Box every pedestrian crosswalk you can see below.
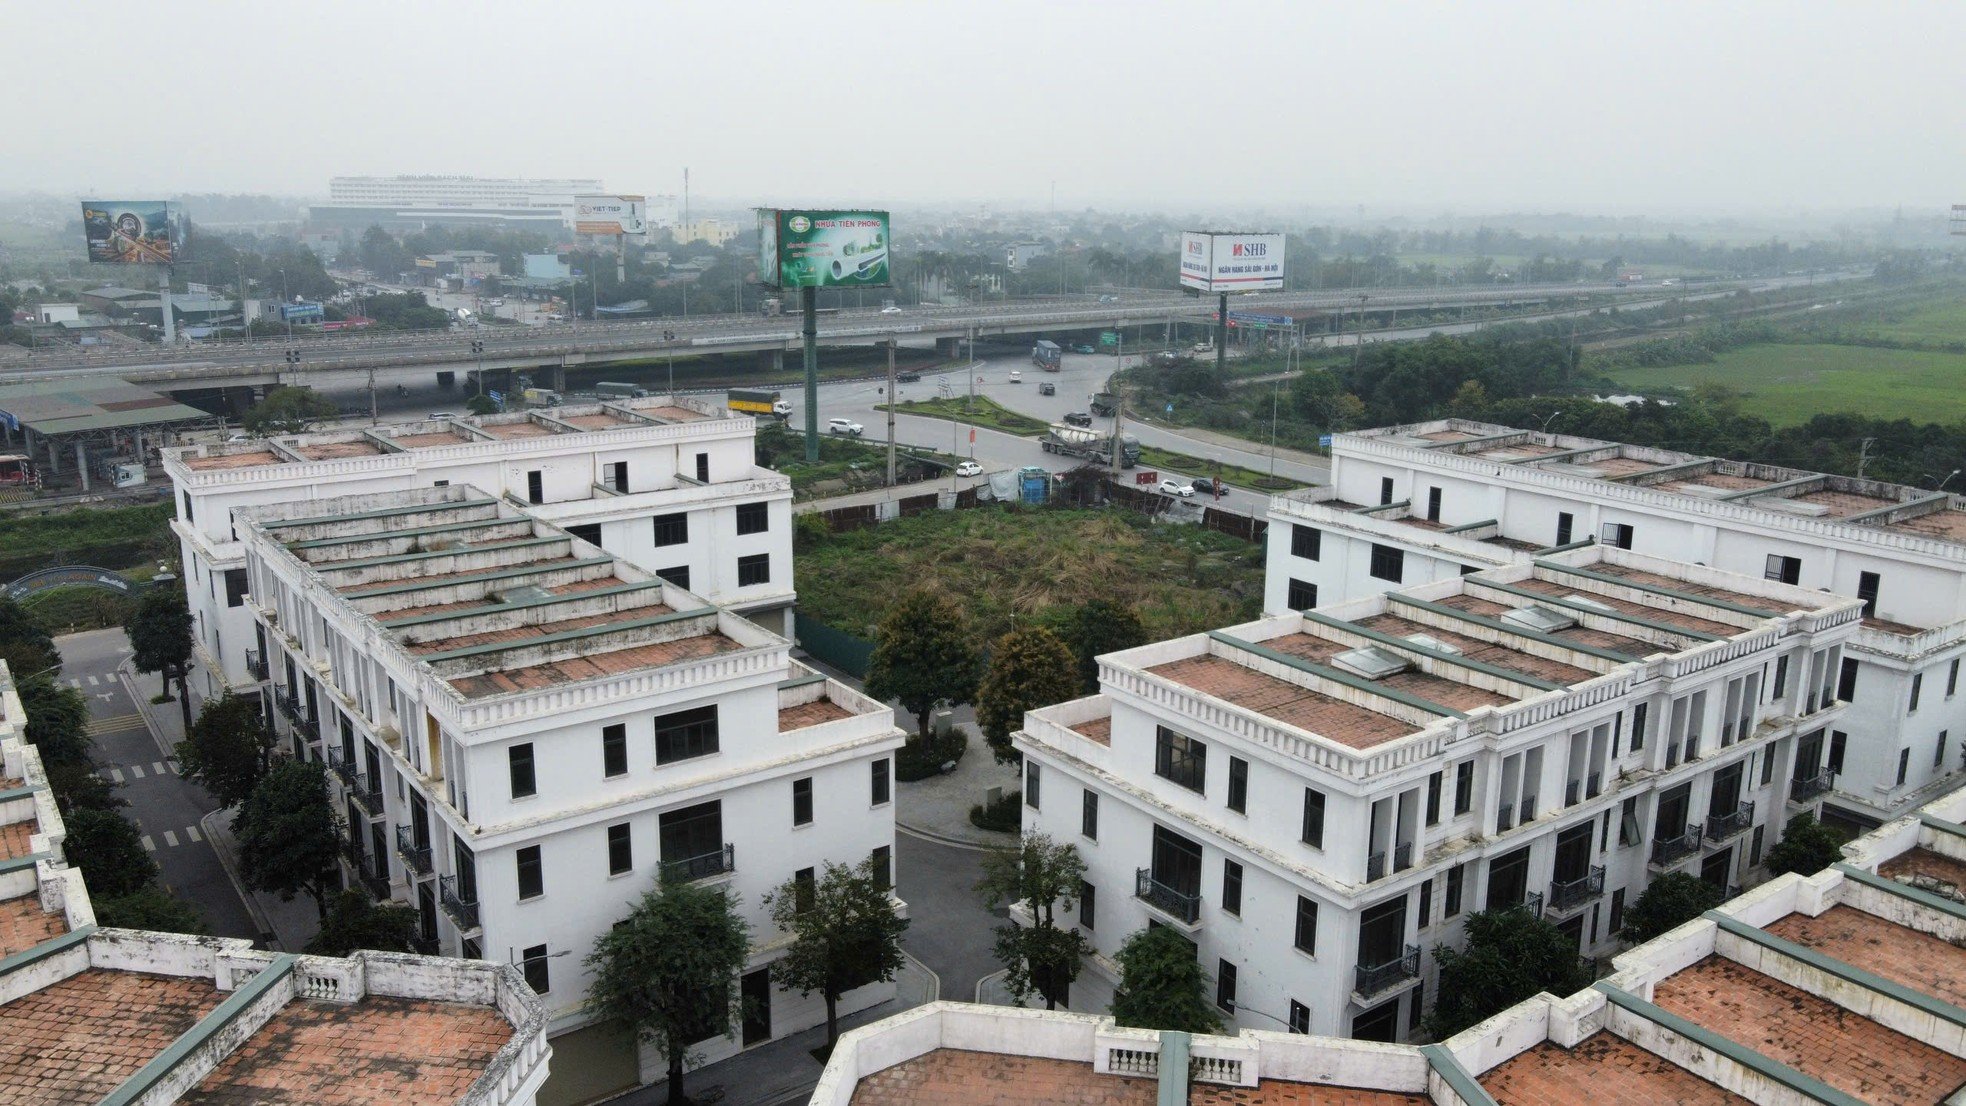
[139,823,205,852]
[85,713,146,737]
[99,760,181,785]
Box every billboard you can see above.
[81,200,185,265]
[1178,231,1285,294]
[280,302,324,323]
[573,194,647,236]
[756,209,891,289]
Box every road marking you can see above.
[85,713,145,736]
[107,768,124,784]
[152,761,166,775]
[162,829,178,847]
[184,824,202,843]
[141,835,155,852]
[66,678,80,689]
[86,674,99,687]
[128,764,145,779]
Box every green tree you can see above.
[765,857,909,1053]
[1050,600,1146,694]
[0,598,61,680]
[976,627,1078,764]
[1426,906,1594,1038]
[465,393,500,415]
[584,879,750,1106]
[18,675,90,766]
[63,806,157,898]
[177,692,270,809]
[1620,872,1724,944]
[241,386,339,436]
[977,832,1089,1010]
[42,759,122,815]
[1110,925,1220,1033]
[864,590,983,740]
[235,760,341,920]
[1765,814,1846,876]
[95,886,206,934]
[307,890,418,956]
[128,586,194,731]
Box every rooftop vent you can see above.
[1539,463,1607,479]
[1751,496,1831,518]
[1560,593,1614,612]
[1333,646,1410,680]
[1502,605,1577,633]
[497,585,552,605]
[1404,633,1462,655]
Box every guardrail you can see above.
[1651,823,1702,867]
[1548,867,1606,913]
[394,824,432,877]
[660,843,735,883]
[1135,867,1201,924]
[439,874,480,931]
[1353,945,1420,999]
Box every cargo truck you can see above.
[596,381,649,398]
[1031,340,1062,371]
[1039,422,1140,468]
[728,389,792,419]
[1089,392,1120,417]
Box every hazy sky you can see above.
[6,0,1962,214]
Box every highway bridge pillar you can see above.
[934,336,961,359]
[759,348,784,374]
[543,364,566,392]
[74,442,89,492]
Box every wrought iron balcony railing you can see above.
[660,843,735,884]
[438,874,480,932]
[1353,945,1420,999]
[245,649,267,682]
[1789,769,1834,805]
[1705,801,1755,844]
[1135,867,1201,924]
[1548,866,1606,914]
[1651,823,1702,867]
[394,824,432,877]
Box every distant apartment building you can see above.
[1016,546,1858,1040]
[1269,419,1966,831]
[163,395,795,702]
[310,175,604,231]
[233,485,904,1094]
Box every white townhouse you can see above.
[1017,546,1858,1041]
[1268,418,1966,830]
[233,485,903,1097]
[164,395,796,704]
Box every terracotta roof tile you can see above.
[447,632,745,698]
[0,969,222,1105]
[1764,905,1966,1006]
[780,698,853,730]
[1145,654,1418,750]
[0,892,66,958]
[1481,1035,1745,1106]
[848,1049,1154,1106]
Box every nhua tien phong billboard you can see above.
[756,209,890,289]
[81,201,186,265]
[573,195,646,236]
[1179,231,1284,294]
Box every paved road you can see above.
[895,832,1003,1002]
[54,629,261,941]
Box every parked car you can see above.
[1190,477,1223,495]
[828,418,864,436]
[1159,479,1195,497]
[1062,411,1093,427]
[1072,343,1096,354]
[880,305,904,315]
[1008,370,1022,383]
[897,371,921,383]
[1038,382,1056,396]
[427,412,458,420]
[955,460,982,477]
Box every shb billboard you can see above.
[756,209,891,289]
[1178,231,1285,294]
[573,195,647,236]
[81,201,186,265]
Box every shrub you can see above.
[895,727,968,782]
[968,790,1023,833]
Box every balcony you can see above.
[394,824,432,877]
[409,933,439,956]
[341,843,391,900]
[1135,867,1202,925]
[1519,795,1538,823]
[1651,823,1702,868]
[439,874,480,932]
[1497,804,1514,833]
[1366,842,1414,882]
[661,843,735,884]
[1522,890,1544,919]
[1548,867,1606,914]
[327,750,384,816]
[1353,945,1420,1001]
[245,649,268,682]
[1705,801,1755,844]
[1789,769,1834,805]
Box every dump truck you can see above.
[728,389,792,419]
[1031,340,1062,371]
[1089,392,1120,417]
[1039,422,1140,468]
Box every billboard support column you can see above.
[1215,291,1227,377]
[159,267,176,345]
[802,286,820,462]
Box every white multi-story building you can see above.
[233,485,904,1094]
[312,175,604,231]
[1268,419,1966,830]
[1016,546,1858,1041]
[164,396,795,703]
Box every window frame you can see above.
[507,743,537,800]
[1293,895,1319,955]
[737,552,771,587]
[1291,524,1322,561]
[1368,543,1405,583]
[606,823,632,876]
[1154,726,1207,792]
[1301,788,1326,849]
[652,512,689,547]
[736,501,770,535]
[602,724,628,778]
[516,845,544,900]
[792,776,814,827]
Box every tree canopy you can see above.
[0,598,61,681]
[235,760,341,919]
[1765,814,1846,877]
[63,805,158,898]
[766,857,909,1051]
[976,626,1078,764]
[1048,600,1146,694]
[18,675,90,767]
[177,692,270,809]
[1620,872,1724,944]
[1110,925,1220,1033]
[977,832,1089,1010]
[307,890,418,957]
[241,386,339,436]
[864,590,983,740]
[94,887,206,934]
[1426,906,1595,1038]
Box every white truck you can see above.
[1039,422,1140,468]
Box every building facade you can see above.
[310,176,605,231]
[164,395,796,702]
[1268,419,1966,830]
[1016,547,1859,1041]
[232,486,903,1091]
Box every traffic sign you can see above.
[1135,471,1158,485]
[1318,434,1333,448]
[1099,331,1119,348]
[488,390,504,404]
[1229,311,1293,326]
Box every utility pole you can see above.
[802,284,819,462]
[1858,437,1875,480]
[1216,290,1228,377]
[966,326,975,413]
[1110,396,1127,478]
[885,339,897,488]
[366,367,378,424]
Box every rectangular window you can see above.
[1555,512,1574,547]
[605,460,628,493]
[1286,578,1318,612]
[1857,571,1880,618]
[224,569,248,607]
[522,944,549,994]
[1609,888,1626,935]
[602,724,628,778]
[1301,788,1326,849]
[736,501,770,535]
[607,824,632,875]
[525,470,543,505]
[871,845,891,891]
[1227,757,1248,814]
[1838,658,1859,703]
[1154,727,1206,792]
[792,777,814,826]
[1601,522,1634,549]
[1453,762,1474,815]
[872,759,891,806]
[1773,656,1789,699]
[1426,486,1442,523]
[1632,702,1648,751]
[1619,797,1641,846]
[1293,896,1319,954]
[1369,543,1404,583]
[516,845,543,900]
[652,513,689,547]
[1216,959,1238,1012]
[1288,1000,1310,1034]
[794,867,816,913]
[566,523,602,547]
[1445,864,1465,917]
[1829,731,1848,774]
[1749,825,1765,868]
[1026,761,1041,809]
[1425,771,1442,825]
[1910,673,1923,713]
[655,705,719,764]
[508,743,536,799]
[737,553,771,587]
[1379,476,1395,505]
[656,565,691,590]
[1417,879,1433,929]
[1291,524,1322,560]
[1937,732,1950,769]
[1081,789,1098,839]
[1764,554,1801,585]
[1079,879,1096,930]
[1951,659,1961,697]
[1897,748,1911,787]
[1222,859,1243,916]
[695,452,710,483]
